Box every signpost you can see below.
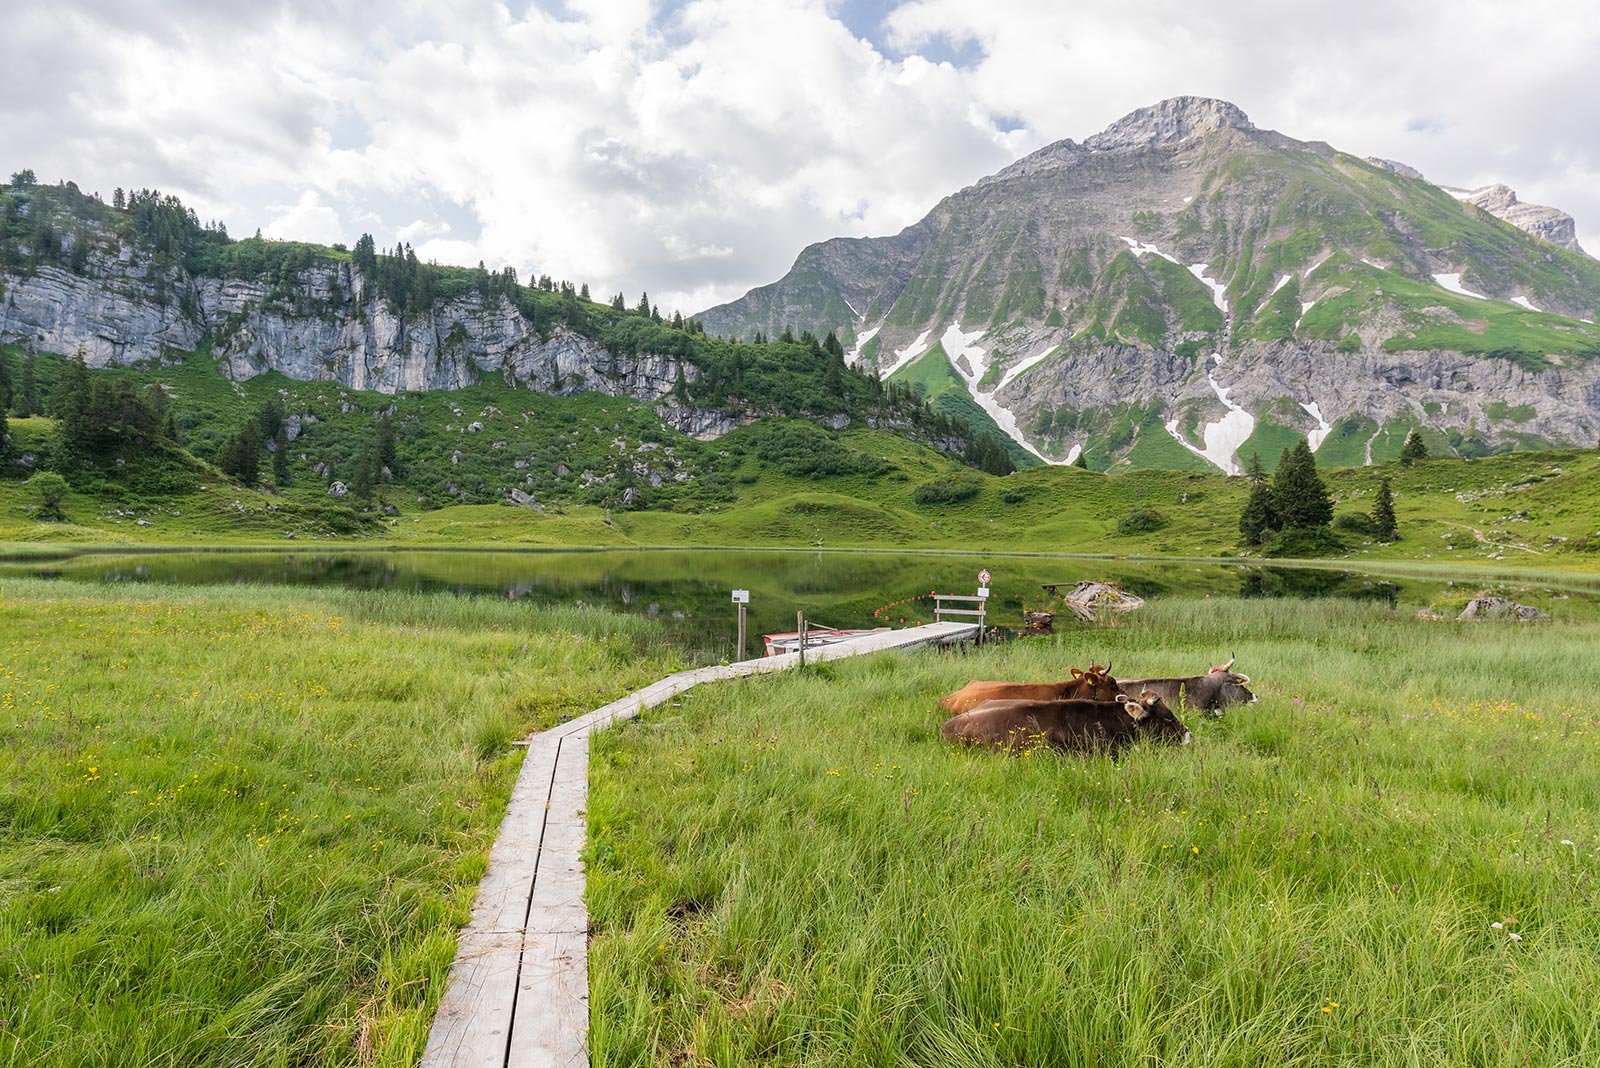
[732,589,750,660]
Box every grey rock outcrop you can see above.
[1445,183,1587,255]
[1458,597,1550,621]
[654,404,756,440]
[0,253,698,404]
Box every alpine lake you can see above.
[7,547,1598,663]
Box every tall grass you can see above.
[0,579,677,1067]
[588,598,1600,1066]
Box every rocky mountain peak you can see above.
[1083,96,1255,151]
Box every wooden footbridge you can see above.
[421,620,979,1067]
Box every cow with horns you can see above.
[939,663,1121,714]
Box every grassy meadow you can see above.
[0,579,680,1067]
[587,596,1600,1066]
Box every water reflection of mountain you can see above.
[11,549,1556,660]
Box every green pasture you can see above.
[0,579,678,1067]
[588,595,1600,1066]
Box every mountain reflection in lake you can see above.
[5,549,1590,664]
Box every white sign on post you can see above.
[977,587,990,599]
[731,589,750,604]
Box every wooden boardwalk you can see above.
[421,621,978,1068]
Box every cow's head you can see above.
[1205,653,1255,708]
[1123,690,1192,745]
[1069,662,1120,702]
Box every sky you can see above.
[5,0,1598,315]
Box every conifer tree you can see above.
[236,421,262,485]
[1238,480,1277,544]
[350,444,377,501]
[1271,440,1333,530]
[1245,451,1267,483]
[272,426,290,485]
[1371,477,1398,539]
[0,407,9,465]
[19,351,40,418]
[0,349,11,413]
[1399,430,1428,466]
[1073,451,1089,470]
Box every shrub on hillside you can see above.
[912,477,981,506]
[1264,524,1343,557]
[1332,511,1377,535]
[1116,506,1168,535]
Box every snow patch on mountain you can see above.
[880,330,931,379]
[1119,236,1180,264]
[1188,264,1229,314]
[1511,296,1542,312]
[1164,354,1253,474]
[941,323,1056,464]
[1272,274,1292,295]
[1065,443,1082,465]
[1434,273,1489,300]
[847,325,880,366]
[997,345,1059,391]
[1300,401,1332,451]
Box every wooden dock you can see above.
[421,620,978,1067]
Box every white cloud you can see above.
[3,0,1597,316]
[263,190,342,243]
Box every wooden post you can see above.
[797,611,806,667]
[736,603,746,661]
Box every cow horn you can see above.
[1103,661,1112,677]
[1213,653,1236,673]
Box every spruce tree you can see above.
[19,352,39,418]
[1073,451,1089,470]
[1238,480,1277,544]
[0,407,9,464]
[1271,440,1333,530]
[272,426,290,485]
[1399,430,1428,466]
[1371,477,1397,539]
[235,421,261,485]
[350,444,377,501]
[376,417,397,475]
[1245,451,1267,483]
[0,350,12,412]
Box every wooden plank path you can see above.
[421,621,978,1068]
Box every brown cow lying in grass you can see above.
[940,663,1120,714]
[943,657,1255,716]
[941,690,1191,754]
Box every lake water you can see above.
[10,548,1588,663]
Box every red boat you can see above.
[761,624,888,657]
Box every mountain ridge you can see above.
[696,97,1600,472]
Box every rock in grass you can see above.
[1458,597,1550,622]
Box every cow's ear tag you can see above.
[1234,674,1250,685]
[1124,700,1146,721]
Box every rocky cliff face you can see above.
[0,247,694,401]
[1445,183,1587,256]
[699,96,1600,470]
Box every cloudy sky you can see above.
[6,0,1597,314]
